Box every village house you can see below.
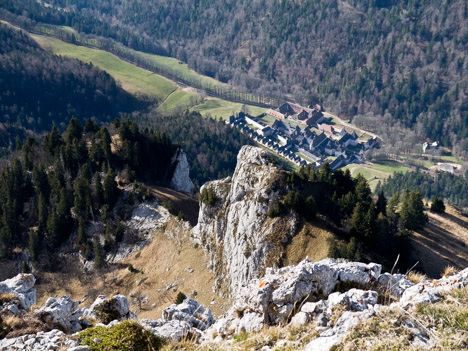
[227,104,376,170]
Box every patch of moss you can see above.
[76,320,164,351]
[93,298,121,324]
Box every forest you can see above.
[0,118,176,267]
[377,170,468,209]
[1,0,467,157]
[0,23,141,154]
[135,110,253,188]
[247,163,427,271]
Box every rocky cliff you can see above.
[169,149,194,193]
[192,145,297,296]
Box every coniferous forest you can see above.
[0,118,176,263]
[1,0,467,156]
[0,23,141,153]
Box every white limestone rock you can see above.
[108,201,171,262]
[377,273,414,298]
[142,298,213,342]
[169,149,194,193]
[37,295,81,333]
[192,145,297,295]
[84,294,136,323]
[141,319,198,342]
[162,298,214,331]
[399,267,468,307]
[0,273,36,309]
[305,309,376,351]
[0,329,79,351]
[327,289,378,312]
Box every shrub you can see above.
[76,321,164,351]
[199,187,216,206]
[267,202,282,218]
[175,292,187,305]
[430,196,446,213]
[93,299,121,324]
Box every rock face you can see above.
[37,295,83,333]
[205,258,468,351]
[0,273,36,310]
[192,145,296,295]
[108,201,171,262]
[169,149,194,193]
[82,294,136,323]
[140,298,214,342]
[207,257,381,337]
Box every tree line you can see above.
[377,170,468,209]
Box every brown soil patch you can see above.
[410,205,468,278]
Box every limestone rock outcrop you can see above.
[192,145,296,295]
[207,257,381,337]
[141,298,214,342]
[0,329,82,351]
[0,273,36,310]
[169,149,194,193]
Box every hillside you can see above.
[0,22,140,153]
[1,0,467,157]
[410,204,468,278]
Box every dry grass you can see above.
[0,312,48,338]
[334,287,468,351]
[407,271,428,284]
[410,204,468,278]
[442,266,459,277]
[160,324,319,351]
[283,221,333,266]
[35,216,229,320]
[0,292,17,305]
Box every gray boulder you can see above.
[37,295,82,333]
[141,298,214,342]
[84,294,136,323]
[0,273,36,309]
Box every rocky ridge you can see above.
[192,145,297,296]
[0,258,467,350]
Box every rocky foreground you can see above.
[1,258,467,350]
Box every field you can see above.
[157,89,200,114]
[344,161,410,191]
[191,98,266,120]
[30,33,265,119]
[138,51,229,91]
[31,34,177,102]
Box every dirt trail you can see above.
[410,205,468,278]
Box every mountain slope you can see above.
[0,22,140,151]
[2,0,467,154]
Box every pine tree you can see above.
[349,202,367,240]
[103,169,118,208]
[77,217,86,246]
[94,172,103,207]
[430,196,445,213]
[29,229,39,263]
[375,190,387,215]
[93,237,105,269]
[401,189,427,230]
